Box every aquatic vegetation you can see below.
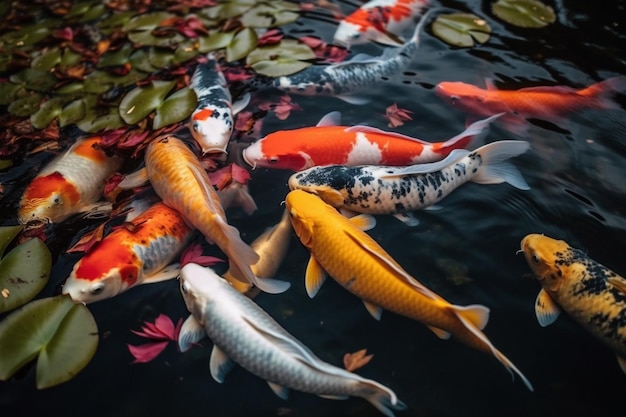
[127,314,182,364]
[492,0,556,28]
[246,39,316,77]
[431,13,491,48]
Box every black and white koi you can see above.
[288,140,530,225]
[189,53,250,154]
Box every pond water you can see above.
[1,1,626,416]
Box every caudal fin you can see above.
[358,379,407,417]
[471,140,531,190]
[578,76,626,110]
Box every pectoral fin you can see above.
[318,394,349,400]
[210,344,235,383]
[232,92,251,115]
[178,315,206,352]
[363,300,383,321]
[393,212,419,226]
[267,381,289,400]
[143,263,180,284]
[427,325,451,340]
[118,167,149,189]
[607,276,626,295]
[349,213,376,231]
[305,255,327,298]
[535,288,561,327]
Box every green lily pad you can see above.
[432,13,492,47]
[83,69,148,94]
[173,40,200,64]
[119,80,176,125]
[0,294,98,389]
[247,39,315,77]
[198,30,235,53]
[60,48,84,70]
[0,83,23,106]
[148,47,176,69]
[58,98,87,127]
[1,20,56,49]
[76,105,125,133]
[200,0,257,20]
[125,11,185,47]
[98,42,134,68]
[226,27,258,62]
[241,2,300,28]
[31,97,65,129]
[98,10,136,34]
[153,87,196,129]
[492,0,556,28]
[0,225,23,258]
[10,68,57,93]
[0,160,12,170]
[31,48,62,72]
[56,82,85,95]
[0,231,51,314]
[8,93,43,117]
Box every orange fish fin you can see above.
[118,167,149,189]
[535,288,561,327]
[348,213,376,231]
[427,325,450,340]
[312,187,345,208]
[363,300,383,320]
[450,304,490,330]
[143,263,180,284]
[305,255,327,298]
[607,276,626,295]
[617,355,626,374]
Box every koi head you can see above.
[520,234,569,293]
[179,263,224,315]
[285,190,331,248]
[435,82,487,113]
[287,169,346,207]
[63,267,126,304]
[242,139,312,171]
[18,173,81,224]
[190,107,233,154]
[333,21,368,47]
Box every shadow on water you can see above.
[1,1,626,416]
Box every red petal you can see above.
[231,163,250,184]
[128,341,169,364]
[154,314,177,340]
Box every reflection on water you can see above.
[1,1,626,416]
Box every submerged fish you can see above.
[190,53,250,154]
[143,136,290,294]
[288,140,530,225]
[243,111,498,171]
[334,0,429,47]
[520,234,626,373]
[435,77,626,135]
[273,8,434,104]
[223,208,293,294]
[177,262,406,417]
[285,189,533,390]
[62,201,192,304]
[18,137,122,225]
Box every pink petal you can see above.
[154,314,177,340]
[180,243,225,267]
[258,29,284,46]
[119,130,150,149]
[299,35,325,49]
[234,111,254,131]
[54,27,74,41]
[128,341,169,364]
[231,163,251,184]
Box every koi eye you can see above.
[268,157,280,164]
[351,33,360,39]
[192,122,199,132]
[90,283,105,295]
[531,254,540,264]
[53,196,62,205]
[180,283,188,293]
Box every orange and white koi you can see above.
[62,201,193,304]
[18,137,123,225]
[285,189,533,390]
[189,53,250,154]
[435,77,626,135]
[334,0,429,47]
[243,112,498,171]
[520,234,626,373]
[143,136,290,294]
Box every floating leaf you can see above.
[0,295,98,389]
[0,83,23,106]
[1,20,56,49]
[226,27,258,62]
[8,93,43,117]
[58,98,87,127]
[0,160,12,170]
[0,225,23,258]
[119,80,176,125]
[200,0,256,20]
[0,230,51,313]
[432,13,491,47]
[247,39,315,77]
[56,82,85,95]
[84,69,148,94]
[492,0,556,28]
[76,98,125,133]
[343,349,374,372]
[173,39,201,64]
[10,68,57,93]
[31,97,65,129]
[126,11,185,47]
[31,48,62,72]
[240,1,300,28]
[98,42,134,68]
[60,49,84,70]
[98,10,136,34]
[198,30,235,53]
[153,87,196,129]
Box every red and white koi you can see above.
[288,140,530,225]
[143,136,290,294]
[243,111,499,171]
[62,201,193,304]
[334,0,430,47]
[18,137,123,225]
[189,53,250,154]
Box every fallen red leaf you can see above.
[384,103,413,128]
[180,242,225,267]
[343,348,374,372]
[66,223,107,253]
[128,341,169,364]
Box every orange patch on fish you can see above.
[75,237,139,285]
[71,137,109,164]
[193,108,214,121]
[21,173,80,205]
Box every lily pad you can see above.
[173,40,201,64]
[200,0,257,20]
[0,83,23,106]
[0,160,12,170]
[198,30,235,53]
[126,11,185,47]
[240,2,300,28]
[247,39,315,77]
[119,80,176,125]
[0,294,98,389]
[58,98,87,127]
[153,87,197,129]
[8,93,43,117]
[83,69,148,94]
[226,27,258,62]
[10,68,57,93]
[432,13,491,47]
[0,229,51,314]
[98,42,134,68]
[31,48,62,72]
[492,0,556,28]
[1,20,56,49]
[98,10,136,34]
[31,97,65,129]
[76,106,125,133]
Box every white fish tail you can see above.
[221,219,290,294]
[454,310,534,391]
[359,380,407,417]
[471,140,531,190]
[441,113,504,153]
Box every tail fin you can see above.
[438,113,504,154]
[471,140,531,190]
[400,7,439,56]
[578,76,626,109]
[452,305,534,391]
[359,379,407,417]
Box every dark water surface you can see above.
[2,1,626,416]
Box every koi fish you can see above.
[272,8,434,104]
[177,262,406,417]
[190,53,251,154]
[62,201,193,304]
[223,208,293,294]
[18,137,123,225]
[143,136,290,294]
[435,76,626,135]
[333,0,429,47]
[520,234,626,373]
[285,189,533,390]
[243,111,499,171]
[288,140,530,225]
